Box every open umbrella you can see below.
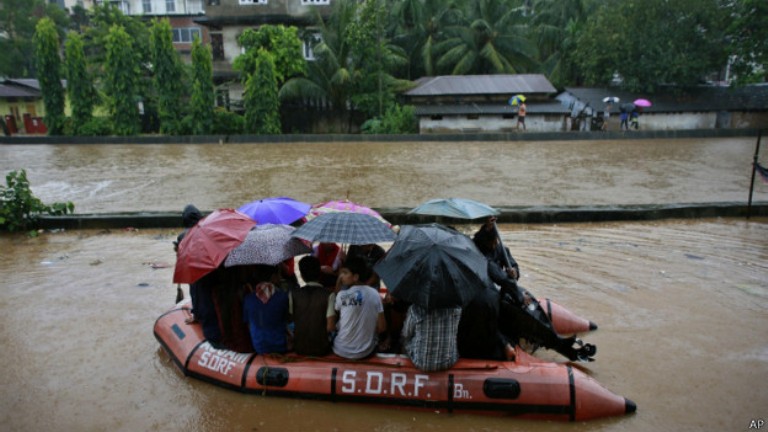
[237,196,310,225]
[173,209,256,284]
[633,98,652,107]
[620,103,636,113]
[409,198,514,269]
[602,96,620,104]
[308,199,390,226]
[374,224,490,310]
[291,211,396,245]
[409,197,500,220]
[224,224,311,267]
[508,94,526,106]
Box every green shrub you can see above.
[78,117,113,136]
[213,109,245,135]
[0,170,75,233]
[362,104,418,134]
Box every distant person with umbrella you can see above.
[332,256,387,359]
[517,101,527,130]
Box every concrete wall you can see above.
[419,114,567,134]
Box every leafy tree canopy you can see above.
[574,0,729,92]
[234,25,306,85]
[0,0,68,77]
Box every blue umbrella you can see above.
[237,196,311,225]
[374,224,490,310]
[408,198,500,220]
[291,211,396,245]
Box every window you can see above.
[301,0,330,4]
[239,0,267,4]
[142,0,151,13]
[303,33,321,60]
[172,27,202,43]
[166,0,175,12]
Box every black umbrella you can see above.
[374,224,490,310]
[620,103,636,113]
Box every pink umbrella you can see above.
[308,199,391,226]
[633,99,652,107]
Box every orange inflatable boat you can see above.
[154,303,634,422]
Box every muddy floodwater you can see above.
[0,137,767,431]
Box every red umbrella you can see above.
[173,208,256,284]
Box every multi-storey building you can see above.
[195,0,332,108]
[92,0,208,61]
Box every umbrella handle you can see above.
[493,221,514,269]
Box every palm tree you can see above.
[280,0,410,130]
[530,0,593,87]
[280,0,356,120]
[434,0,537,75]
[389,0,465,78]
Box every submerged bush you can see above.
[362,104,418,134]
[0,170,75,233]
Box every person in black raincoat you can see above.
[473,225,596,362]
[173,205,208,325]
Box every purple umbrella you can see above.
[237,196,311,225]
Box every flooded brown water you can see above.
[0,137,766,212]
[0,137,767,431]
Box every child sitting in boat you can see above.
[332,256,386,359]
[290,256,336,356]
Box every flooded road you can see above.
[0,137,765,213]
[0,137,767,431]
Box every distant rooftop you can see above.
[405,74,557,97]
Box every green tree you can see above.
[150,18,186,134]
[530,0,593,87]
[0,0,68,77]
[347,0,409,118]
[189,36,215,135]
[234,25,306,86]
[244,50,281,135]
[279,0,359,131]
[434,0,537,75]
[389,0,465,78]
[64,31,96,135]
[104,24,140,135]
[574,0,729,92]
[33,17,65,135]
[727,0,768,85]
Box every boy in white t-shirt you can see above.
[332,256,386,359]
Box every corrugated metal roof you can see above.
[561,85,768,113]
[0,84,39,98]
[414,102,568,116]
[405,74,557,97]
